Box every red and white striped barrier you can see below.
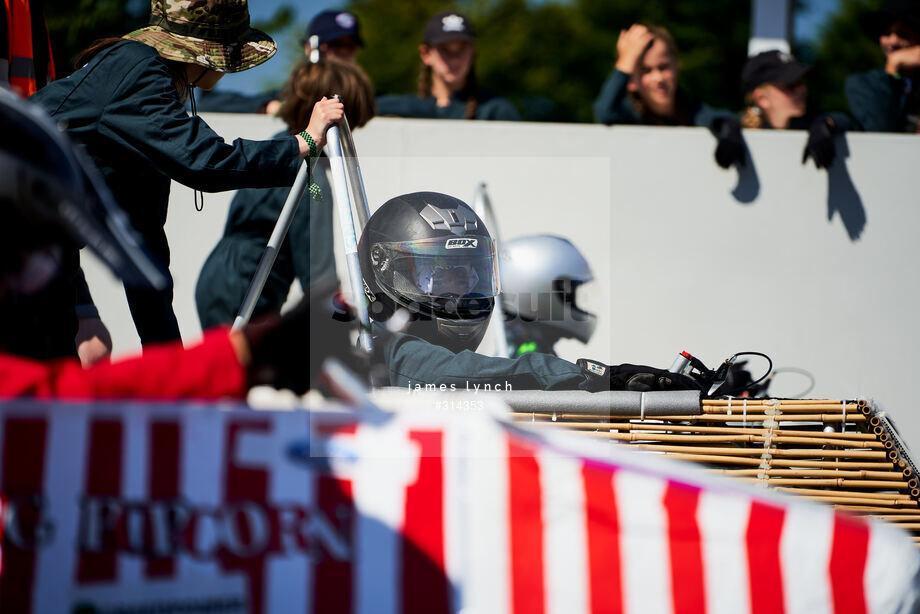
[0,398,917,613]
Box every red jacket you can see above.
[0,328,247,400]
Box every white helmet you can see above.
[500,234,597,344]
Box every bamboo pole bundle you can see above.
[512,397,920,542]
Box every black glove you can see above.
[577,359,702,393]
[711,117,746,169]
[802,116,836,169]
[242,279,359,394]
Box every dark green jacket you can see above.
[846,68,920,132]
[30,40,301,345]
[382,331,588,390]
[196,150,336,328]
[376,91,520,120]
[593,68,727,127]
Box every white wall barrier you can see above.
[81,115,920,445]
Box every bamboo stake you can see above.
[703,405,860,414]
[719,469,906,480]
[733,477,910,489]
[616,413,865,423]
[705,399,848,405]
[838,505,920,514]
[564,422,879,440]
[591,431,884,449]
[703,401,857,409]
[790,494,916,507]
[773,487,915,503]
[657,453,894,470]
[872,514,920,521]
[512,412,867,423]
[632,444,888,459]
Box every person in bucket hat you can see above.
[196,8,366,114]
[29,0,344,354]
[122,0,277,73]
[845,0,920,132]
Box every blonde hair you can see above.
[279,57,376,133]
[741,89,766,129]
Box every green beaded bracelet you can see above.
[298,130,318,158]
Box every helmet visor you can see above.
[372,236,500,305]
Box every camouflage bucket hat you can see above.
[123,0,276,73]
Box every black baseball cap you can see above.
[742,50,811,93]
[423,10,475,45]
[305,10,363,46]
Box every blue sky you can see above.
[223,0,841,95]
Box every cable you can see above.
[732,351,773,393]
[764,367,816,398]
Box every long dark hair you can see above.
[75,37,192,101]
[417,62,480,120]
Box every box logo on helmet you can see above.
[446,238,478,249]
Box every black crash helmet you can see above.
[359,191,500,353]
[0,88,166,295]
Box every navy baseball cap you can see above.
[742,50,811,92]
[305,10,363,46]
[423,10,475,45]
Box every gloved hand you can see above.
[577,359,702,393]
[802,116,836,169]
[241,279,359,394]
[711,117,746,169]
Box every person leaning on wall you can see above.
[0,88,354,400]
[741,50,852,169]
[592,23,746,170]
[376,10,520,121]
[28,0,343,358]
[196,8,365,114]
[845,0,920,133]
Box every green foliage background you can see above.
[348,0,751,122]
[40,0,889,122]
[796,0,884,114]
